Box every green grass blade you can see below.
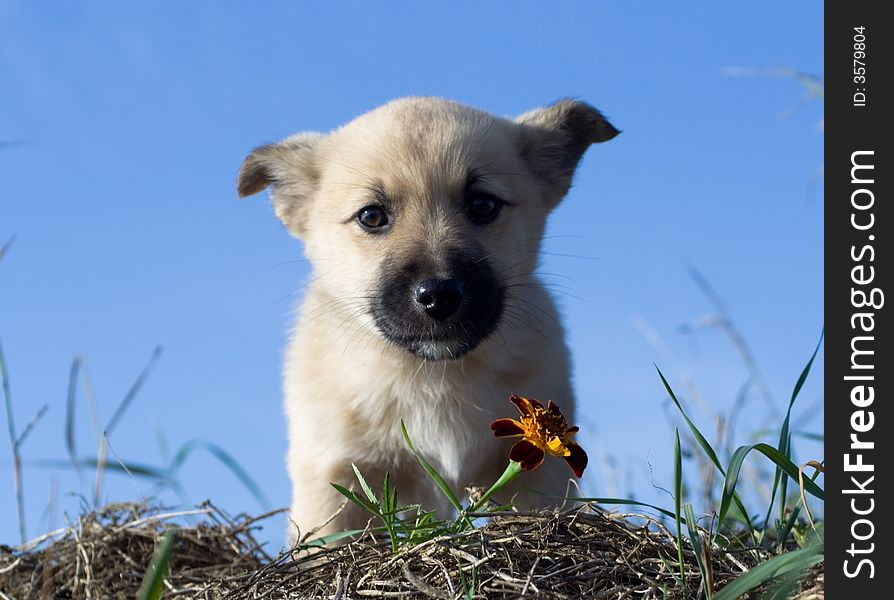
[716,446,751,539]
[331,483,381,515]
[397,518,442,531]
[778,504,802,548]
[563,496,677,520]
[136,530,176,600]
[169,439,270,509]
[793,431,824,442]
[766,568,810,600]
[302,527,378,547]
[757,444,824,498]
[351,463,379,506]
[656,366,756,538]
[717,443,824,542]
[673,428,686,590]
[764,331,823,527]
[384,503,423,516]
[456,556,478,600]
[656,366,723,471]
[683,504,711,599]
[27,457,167,479]
[382,471,395,513]
[776,330,825,526]
[777,466,823,546]
[777,431,793,526]
[713,543,823,600]
[786,330,824,417]
[403,511,446,541]
[331,482,396,550]
[400,420,465,516]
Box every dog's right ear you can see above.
[237,133,323,238]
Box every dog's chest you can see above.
[342,362,508,482]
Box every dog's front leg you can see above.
[286,455,379,544]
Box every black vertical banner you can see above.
[826,3,892,596]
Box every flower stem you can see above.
[469,461,524,514]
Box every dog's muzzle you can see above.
[372,253,503,360]
[413,278,465,321]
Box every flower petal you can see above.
[546,436,570,457]
[563,442,588,478]
[546,400,562,415]
[509,440,546,471]
[491,418,525,438]
[528,396,546,410]
[566,425,579,435]
[509,394,534,416]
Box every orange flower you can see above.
[491,394,587,477]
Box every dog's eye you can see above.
[466,193,504,224]
[357,206,389,230]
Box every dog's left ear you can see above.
[515,99,618,206]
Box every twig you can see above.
[683,266,777,415]
[15,403,48,448]
[0,236,14,264]
[1,337,26,543]
[66,356,86,481]
[0,557,22,574]
[105,345,163,434]
[121,508,214,530]
[798,460,825,529]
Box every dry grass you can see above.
[0,503,266,599]
[0,503,822,599]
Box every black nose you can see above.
[414,278,465,321]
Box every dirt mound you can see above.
[0,503,822,599]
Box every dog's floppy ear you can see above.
[515,99,618,206]
[237,133,323,237]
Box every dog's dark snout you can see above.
[414,278,464,320]
[374,252,502,358]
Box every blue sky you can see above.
[1,2,823,547]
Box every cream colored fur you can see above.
[237,97,617,542]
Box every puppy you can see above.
[237,97,617,541]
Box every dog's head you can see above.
[238,98,617,360]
